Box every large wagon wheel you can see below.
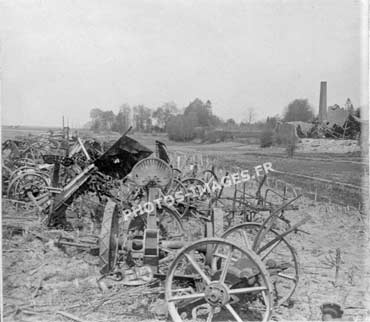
[9,166,49,182]
[165,178,187,198]
[164,178,190,217]
[165,238,273,322]
[202,169,219,188]
[9,166,37,182]
[157,205,186,243]
[7,172,50,202]
[172,168,182,179]
[221,222,299,306]
[182,177,211,202]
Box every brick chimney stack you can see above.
[319,81,327,122]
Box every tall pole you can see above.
[66,120,70,157]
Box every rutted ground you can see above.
[3,195,369,322]
[2,130,368,321]
[273,200,369,321]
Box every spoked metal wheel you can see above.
[165,178,186,195]
[172,168,182,179]
[202,169,219,190]
[165,238,273,322]
[7,172,50,203]
[221,223,299,306]
[157,205,187,273]
[182,178,211,202]
[9,166,41,182]
[158,205,186,248]
[164,178,190,216]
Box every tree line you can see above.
[88,97,360,141]
[88,102,178,134]
[88,98,226,137]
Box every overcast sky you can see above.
[1,0,368,127]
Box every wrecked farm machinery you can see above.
[2,132,310,322]
[96,156,311,322]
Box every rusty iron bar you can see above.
[77,137,91,161]
[256,215,311,254]
[252,194,302,251]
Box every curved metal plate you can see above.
[130,157,173,188]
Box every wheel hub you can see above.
[22,185,40,198]
[204,282,230,306]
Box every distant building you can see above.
[327,105,350,127]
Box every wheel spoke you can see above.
[277,272,297,281]
[229,286,267,294]
[172,182,181,193]
[165,233,184,239]
[261,290,268,305]
[225,303,243,322]
[168,292,205,302]
[219,246,232,283]
[240,230,251,249]
[214,252,236,260]
[206,306,215,322]
[260,239,282,261]
[184,253,211,285]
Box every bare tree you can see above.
[133,105,151,132]
[153,102,178,130]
